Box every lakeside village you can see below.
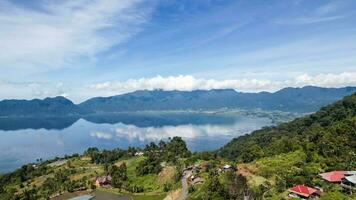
[94,162,356,200]
[28,149,354,200]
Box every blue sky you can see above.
[0,0,355,102]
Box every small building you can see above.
[135,151,144,156]
[194,163,201,169]
[95,175,112,187]
[319,171,346,183]
[288,185,320,199]
[218,164,235,173]
[345,171,356,176]
[190,175,204,185]
[341,175,356,194]
[192,177,204,185]
[223,164,234,170]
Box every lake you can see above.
[0,111,274,173]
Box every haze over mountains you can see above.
[0,86,355,117]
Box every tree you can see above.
[165,137,191,163]
[111,163,128,190]
[202,175,227,200]
[224,171,248,199]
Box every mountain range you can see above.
[0,96,86,117]
[0,86,355,117]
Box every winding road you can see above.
[177,170,192,200]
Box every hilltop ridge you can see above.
[1,86,355,117]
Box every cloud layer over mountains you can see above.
[88,72,356,97]
[1,72,355,102]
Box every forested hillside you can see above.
[1,87,355,117]
[218,93,356,170]
[79,86,356,113]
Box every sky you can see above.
[0,0,356,103]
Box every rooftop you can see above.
[345,175,356,184]
[288,185,318,198]
[319,171,346,182]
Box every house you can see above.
[288,185,320,199]
[319,171,346,183]
[95,175,112,187]
[192,177,204,185]
[345,171,356,176]
[190,175,204,185]
[223,164,231,169]
[218,164,235,173]
[341,175,356,194]
[134,151,144,156]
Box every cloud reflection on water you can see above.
[90,117,270,143]
[0,115,271,172]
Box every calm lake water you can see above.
[0,111,272,173]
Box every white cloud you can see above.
[315,1,345,15]
[290,72,356,87]
[90,131,113,140]
[88,75,279,93]
[88,72,356,96]
[275,1,347,25]
[277,15,345,25]
[1,72,355,102]
[0,72,356,103]
[0,81,68,100]
[0,0,154,71]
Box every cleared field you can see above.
[48,159,68,167]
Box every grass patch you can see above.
[156,166,175,185]
[237,163,268,187]
[131,193,166,200]
[253,150,307,178]
[120,156,162,192]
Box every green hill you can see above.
[218,93,356,170]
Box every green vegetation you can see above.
[219,93,356,168]
[217,93,356,199]
[0,137,188,199]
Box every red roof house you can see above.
[288,185,318,198]
[319,171,346,182]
